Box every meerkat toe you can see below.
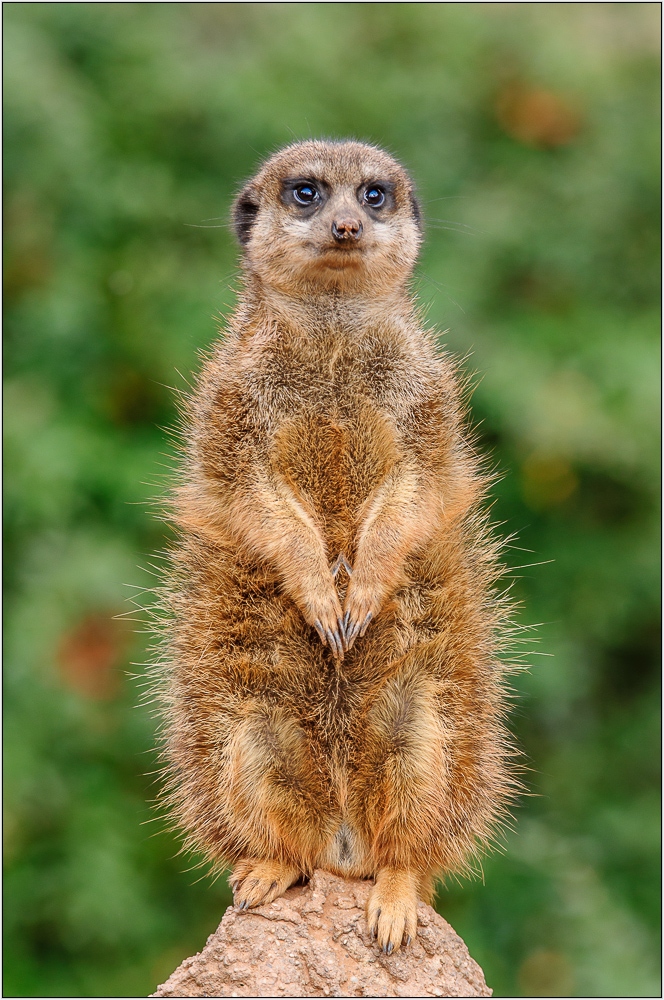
[367,869,419,954]
[231,859,299,910]
[377,903,415,954]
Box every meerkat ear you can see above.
[232,184,260,246]
[409,191,422,230]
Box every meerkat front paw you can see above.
[366,867,418,954]
[303,582,346,658]
[230,858,300,910]
[343,576,382,650]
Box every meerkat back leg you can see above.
[348,666,448,951]
[231,858,300,910]
[220,703,338,909]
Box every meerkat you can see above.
[155,139,516,955]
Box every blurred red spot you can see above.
[496,83,582,148]
[57,613,128,699]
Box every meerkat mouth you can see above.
[317,245,364,268]
[323,244,362,253]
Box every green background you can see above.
[4,4,660,997]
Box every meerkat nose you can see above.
[331,218,363,242]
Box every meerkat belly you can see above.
[316,820,371,877]
[272,404,401,552]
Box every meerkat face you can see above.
[233,140,422,296]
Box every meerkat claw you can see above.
[330,553,353,579]
[359,611,373,637]
[346,612,368,648]
[345,623,358,649]
[326,628,344,658]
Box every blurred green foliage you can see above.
[3,4,660,997]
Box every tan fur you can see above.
[153,140,517,954]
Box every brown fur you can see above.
[152,140,517,954]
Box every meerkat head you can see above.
[232,140,422,297]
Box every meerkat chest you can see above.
[242,334,429,524]
[270,399,401,523]
[249,349,408,522]
[258,334,426,426]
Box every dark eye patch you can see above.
[281,177,329,212]
[293,183,319,205]
[357,180,396,215]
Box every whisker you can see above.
[416,273,467,315]
[422,195,469,204]
[426,224,481,237]
[427,217,483,232]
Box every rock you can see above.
[151,870,492,998]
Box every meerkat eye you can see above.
[363,186,386,208]
[293,184,319,206]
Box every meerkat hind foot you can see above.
[231,858,300,910]
[367,867,419,954]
